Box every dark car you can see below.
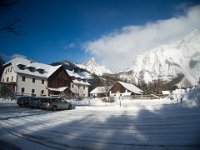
[29,97,42,108]
[17,96,33,107]
[40,98,72,111]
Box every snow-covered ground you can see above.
[0,88,200,150]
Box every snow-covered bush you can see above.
[0,85,13,99]
[171,88,186,102]
[185,86,200,108]
[102,97,115,103]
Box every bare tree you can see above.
[103,79,112,99]
[0,54,5,79]
[0,0,23,35]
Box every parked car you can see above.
[29,97,42,108]
[17,96,33,107]
[40,98,72,111]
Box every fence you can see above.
[118,94,169,100]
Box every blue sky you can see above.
[0,0,200,71]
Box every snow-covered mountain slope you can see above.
[77,58,112,76]
[117,29,200,87]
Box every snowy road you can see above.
[0,101,200,150]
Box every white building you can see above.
[66,70,90,98]
[1,57,61,96]
[109,81,143,97]
[90,86,112,98]
[1,57,90,98]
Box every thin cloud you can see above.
[84,4,200,72]
[63,42,76,49]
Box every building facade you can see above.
[16,74,48,96]
[1,57,90,98]
[67,70,90,98]
[109,81,143,97]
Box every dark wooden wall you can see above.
[110,82,126,93]
[48,66,71,88]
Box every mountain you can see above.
[76,58,112,76]
[116,29,200,87]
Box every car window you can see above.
[40,98,47,102]
[61,99,66,103]
[58,99,62,103]
[53,99,59,102]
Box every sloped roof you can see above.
[66,69,90,86]
[90,86,112,94]
[66,70,83,79]
[118,81,143,94]
[48,87,68,92]
[162,91,170,95]
[72,79,90,86]
[5,57,61,78]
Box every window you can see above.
[42,80,44,84]
[28,67,35,72]
[17,64,25,70]
[41,90,44,95]
[22,76,25,81]
[11,76,13,82]
[38,68,44,74]
[61,99,66,103]
[78,85,80,89]
[5,69,7,74]
[7,68,9,72]
[83,86,85,90]
[71,84,74,88]
[10,67,12,72]
[7,77,9,82]
[32,78,35,83]
[21,88,25,93]
[32,89,35,94]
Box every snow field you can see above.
[0,100,200,150]
[0,87,200,149]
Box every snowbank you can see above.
[0,98,16,103]
[68,97,176,111]
[183,86,200,108]
[170,86,200,108]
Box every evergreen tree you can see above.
[0,85,12,99]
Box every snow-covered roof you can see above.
[90,86,112,94]
[77,71,93,79]
[48,87,68,92]
[117,81,143,94]
[66,70,83,79]
[72,79,90,86]
[66,69,90,86]
[162,91,170,95]
[5,57,61,79]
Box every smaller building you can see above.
[109,81,143,97]
[161,91,171,98]
[90,86,112,98]
[66,70,90,98]
[162,91,170,95]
